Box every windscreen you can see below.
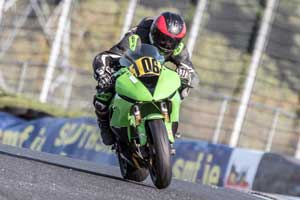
[119,44,165,67]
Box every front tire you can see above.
[147,119,172,189]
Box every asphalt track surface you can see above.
[0,144,269,200]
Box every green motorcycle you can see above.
[109,44,181,189]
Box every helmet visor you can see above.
[152,30,181,51]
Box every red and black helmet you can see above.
[149,12,186,54]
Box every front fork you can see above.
[129,102,175,147]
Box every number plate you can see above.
[129,56,161,77]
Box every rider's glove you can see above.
[95,65,115,89]
[176,64,193,86]
[93,53,118,89]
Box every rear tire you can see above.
[117,152,149,182]
[147,119,172,189]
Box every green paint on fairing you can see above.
[110,94,133,127]
[115,67,180,102]
[153,67,181,101]
[169,91,181,122]
[143,113,164,120]
[115,69,153,102]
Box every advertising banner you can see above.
[224,148,263,190]
[172,140,232,186]
[0,112,118,166]
[0,111,234,187]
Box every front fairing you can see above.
[115,69,153,102]
[153,66,181,101]
[115,66,180,102]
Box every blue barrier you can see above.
[0,111,260,189]
[0,112,118,166]
[2,111,299,196]
[172,140,232,186]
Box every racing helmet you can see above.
[149,12,186,54]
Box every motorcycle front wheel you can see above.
[147,119,172,189]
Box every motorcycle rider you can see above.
[93,12,199,145]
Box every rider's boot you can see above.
[94,93,115,145]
